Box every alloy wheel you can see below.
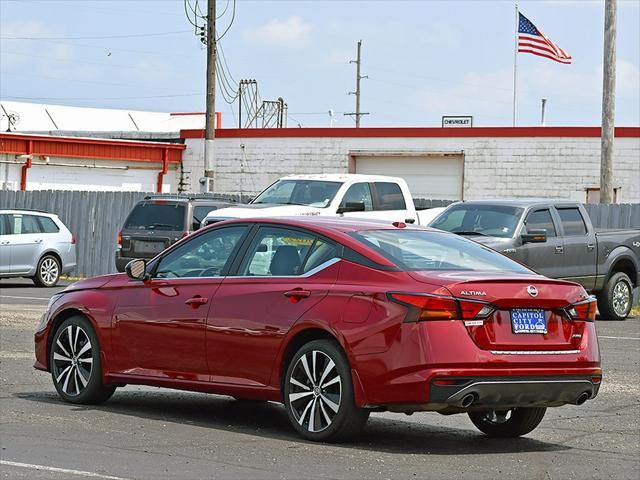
[612,280,631,317]
[288,350,342,433]
[52,325,93,396]
[40,258,59,285]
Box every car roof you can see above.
[450,198,580,207]
[216,216,433,234]
[0,209,56,217]
[279,173,404,183]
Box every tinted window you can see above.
[154,226,246,278]
[192,205,216,230]
[353,229,532,273]
[0,214,7,235]
[340,183,373,211]
[252,180,342,208]
[523,209,556,237]
[430,204,524,238]
[557,208,587,236]
[301,239,339,273]
[38,216,60,233]
[373,182,406,210]
[10,214,42,234]
[124,203,185,231]
[240,227,316,276]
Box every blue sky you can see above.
[1,0,639,127]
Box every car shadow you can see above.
[16,389,568,455]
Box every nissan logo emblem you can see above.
[527,285,538,297]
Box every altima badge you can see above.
[527,285,539,297]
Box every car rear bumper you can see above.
[428,375,601,410]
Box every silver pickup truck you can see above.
[430,199,640,320]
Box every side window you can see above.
[301,239,339,274]
[557,208,587,236]
[340,183,373,211]
[154,226,246,278]
[240,227,316,276]
[0,214,7,235]
[192,205,216,231]
[37,216,60,233]
[373,182,407,211]
[10,214,43,235]
[523,209,556,237]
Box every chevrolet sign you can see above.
[442,116,473,128]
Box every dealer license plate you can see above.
[510,308,547,334]
[134,240,165,254]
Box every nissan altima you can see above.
[35,217,601,441]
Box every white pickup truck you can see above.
[202,174,444,226]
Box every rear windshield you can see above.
[124,203,185,231]
[430,204,524,238]
[353,229,532,273]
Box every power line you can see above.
[0,30,192,40]
[217,0,237,41]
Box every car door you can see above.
[554,206,597,290]
[206,226,340,386]
[515,208,565,279]
[0,214,10,274]
[110,225,249,380]
[6,214,46,274]
[371,182,414,223]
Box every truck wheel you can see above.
[597,272,633,320]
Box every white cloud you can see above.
[243,16,312,48]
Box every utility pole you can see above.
[344,40,369,127]
[600,0,616,204]
[202,0,217,192]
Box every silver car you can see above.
[0,210,76,287]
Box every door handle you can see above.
[405,218,416,224]
[284,289,311,303]
[587,243,595,251]
[555,245,564,254]
[185,295,209,308]
[34,239,43,243]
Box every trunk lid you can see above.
[408,270,589,351]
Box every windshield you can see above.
[251,180,342,208]
[124,203,185,231]
[353,229,532,273]
[430,204,524,238]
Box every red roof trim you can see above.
[0,133,185,164]
[181,126,640,139]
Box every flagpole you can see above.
[513,3,519,127]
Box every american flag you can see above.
[518,12,572,64]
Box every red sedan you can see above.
[35,217,601,441]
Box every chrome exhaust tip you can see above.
[460,393,476,408]
[575,391,590,405]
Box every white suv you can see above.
[0,210,76,287]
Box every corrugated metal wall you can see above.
[1,190,638,278]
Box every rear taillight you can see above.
[117,231,122,249]
[566,297,597,321]
[388,293,494,322]
[70,234,76,245]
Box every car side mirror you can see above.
[337,202,366,214]
[125,259,148,281]
[521,229,547,244]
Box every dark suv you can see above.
[115,196,233,272]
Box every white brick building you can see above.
[181,126,640,202]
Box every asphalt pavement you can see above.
[1,279,639,480]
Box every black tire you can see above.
[468,407,546,437]
[284,339,369,442]
[49,315,116,404]
[32,254,61,287]
[597,272,633,321]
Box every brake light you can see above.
[566,297,597,321]
[70,234,76,245]
[459,300,494,319]
[388,293,458,321]
[117,231,122,248]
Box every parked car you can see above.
[429,199,640,320]
[202,174,446,227]
[0,209,76,287]
[115,196,234,272]
[36,217,601,441]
